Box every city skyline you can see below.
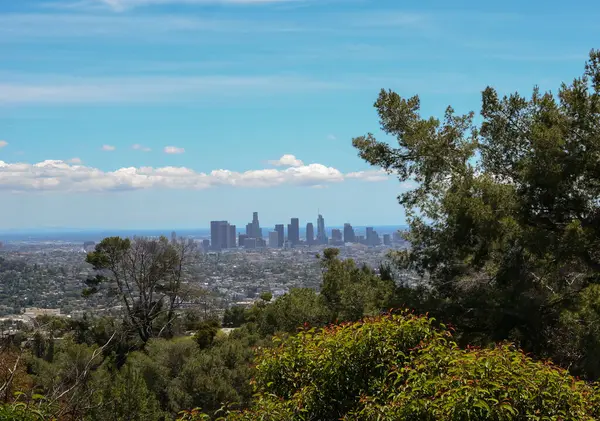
[208,211,399,250]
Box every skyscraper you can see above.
[252,212,262,239]
[331,229,343,244]
[383,234,391,246]
[268,231,279,248]
[275,224,285,247]
[306,223,314,245]
[210,221,229,250]
[227,225,237,248]
[343,223,355,243]
[289,218,300,245]
[366,227,381,246]
[317,214,328,245]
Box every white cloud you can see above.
[132,144,151,152]
[164,146,185,154]
[0,159,351,192]
[0,141,7,148]
[346,169,390,182]
[268,154,304,168]
[101,144,116,151]
[68,157,82,164]
[327,134,337,140]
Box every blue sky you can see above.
[0,0,597,230]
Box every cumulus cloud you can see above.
[268,154,304,168]
[101,144,116,151]
[164,146,185,154]
[132,144,152,152]
[0,141,8,148]
[68,157,82,164]
[0,159,349,192]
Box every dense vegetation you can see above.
[1,50,600,420]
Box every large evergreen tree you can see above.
[352,50,600,377]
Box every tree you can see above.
[186,313,600,420]
[85,236,196,344]
[319,248,396,322]
[352,50,600,375]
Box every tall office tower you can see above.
[289,218,300,245]
[171,231,177,243]
[219,222,229,249]
[366,227,374,246]
[366,227,381,246]
[257,238,267,248]
[202,239,210,252]
[383,234,391,246]
[306,223,314,245]
[268,231,279,248]
[275,224,285,247]
[393,231,403,243]
[227,224,237,248]
[211,220,229,250]
[343,223,355,243]
[252,211,262,238]
[317,214,328,245]
[238,234,248,247]
[331,229,343,244]
[245,223,253,237]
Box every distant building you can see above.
[210,220,230,250]
[331,229,343,244]
[306,223,314,245]
[171,231,177,243]
[317,214,328,245]
[238,234,248,248]
[275,224,285,247]
[393,231,404,243]
[343,223,355,243]
[227,225,237,248]
[268,231,279,248]
[257,238,267,248]
[244,238,257,249]
[383,234,391,246]
[287,218,299,246]
[202,239,210,251]
[366,227,381,246]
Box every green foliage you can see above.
[203,313,600,421]
[352,50,600,377]
[86,363,165,421]
[222,306,248,328]
[258,292,272,302]
[193,320,220,350]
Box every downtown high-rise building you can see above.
[228,225,237,248]
[246,212,262,239]
[275,224,285,247]
[317,214,328,245]
[331,229,343,244]
[343,223,355,243]
[306,222,314,245]
[366,227,381,246]
[288,218,300,245]
[210,220,229,250]
[268,231,279,248]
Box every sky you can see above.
[0,0,597,230]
